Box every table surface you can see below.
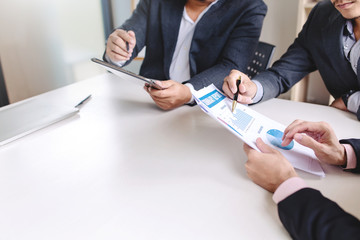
[0,73,359,240]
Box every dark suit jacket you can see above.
[278,139,360,239]
[255,0,360,120]
[116,0,267,90]
[278,188,360,240]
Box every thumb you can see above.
[127,31,136,45]
[255,138,275,154]
[154,80,172,89]
[127,30,136,38]
[294,133,321,151]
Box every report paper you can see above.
[192,84,325,177]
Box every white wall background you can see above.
[261,0,299,100]
[0,0,106,103]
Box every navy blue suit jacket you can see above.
[278,139,360,239]
[255,0,360,120]
[116,0,267,90]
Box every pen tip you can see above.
[232,100,236,113]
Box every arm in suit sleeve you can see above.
[253,3,321,102]
[186,2,267,90]
[103,0,149,65]
[340,138,360,173]
[278,188,360,240]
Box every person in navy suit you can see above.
[223,0,360,120]
[104,0,267,110]
[244,120,360,239]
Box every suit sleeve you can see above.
[253,3,320,101]
[103,0,149,65]
[278,188,360,240]
[340,138,360,173]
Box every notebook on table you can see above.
[0,98,79,146]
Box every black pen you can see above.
[126,42,129,52]
[74,94,92,108]
[231,76,241,113]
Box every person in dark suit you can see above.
[244,120,360,239]
[223,0,360,120]
[104,0,267,110]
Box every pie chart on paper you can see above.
[266,129,294,150]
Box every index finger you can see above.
[282,120,327,146]
[115,30,132,42]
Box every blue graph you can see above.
[199,90,225,108]
[231,110,253,131]
[266,129,294,150]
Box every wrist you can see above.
[183,83,194,104]
[251,80,263,103]
[274,168,298,192]
[340,145,348,167]
[337,144,347,166]
[341,90,356,107]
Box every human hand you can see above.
[282,120,346,166]
[244,138,297,193]
[106,29,136,62]
[223,70,257,104]
[330,97,348,111]
[144,80,192,110]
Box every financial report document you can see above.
[192,84,325,177]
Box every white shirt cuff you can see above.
[104,54,126,67]
[185,83,195,104]
[347,91,360,113]
[343,144,357,169]
[252,80,263,104]
[273,177,308,204]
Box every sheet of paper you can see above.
[192,84,325,177]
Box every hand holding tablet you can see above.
[91,58,163,90]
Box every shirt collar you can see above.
[344,20,355,37]
[183,0,219,24]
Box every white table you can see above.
[0,73,359,240]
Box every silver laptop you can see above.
[0,98,78,146]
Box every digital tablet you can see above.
[91,58,163,90]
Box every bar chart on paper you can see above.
[231,110,254,132]
[193,84,325,177]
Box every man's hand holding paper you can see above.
[281,120,347,166]
[192,84,325,177]
[223,70,257,105]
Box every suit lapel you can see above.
[160,0,185,78]
[321,12,351,78]
[189,0,225,75]
[193,0,225,40]
[322,12,360,88]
